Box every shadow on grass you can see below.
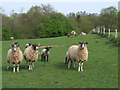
[2,63,28,72]
[53,62,77,71]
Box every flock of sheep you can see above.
[7,30,88,72]
[67,30,87,37]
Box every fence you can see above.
[91,25,119,44]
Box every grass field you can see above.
[2,34,118,88]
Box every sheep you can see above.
[24,44,40,70]
[67,33,70,37]
[41,46,52,62]
[67,42,88,71]
[71,30,77,36]
[10,37,14,40]
[6,42,23,72]
[80,32,86,35]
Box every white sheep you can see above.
[24,44,40,70]
[71,30,77,36]
[10,37,14,40]
[80,32,86,35]
[67,42,88,71]
[6,42,23,72]
[41,46,52,62]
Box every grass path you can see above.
[2,34,118,88]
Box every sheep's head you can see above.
[26,43,32,48]
[32,44,40,50]
[79,42,88,49]
[45,46,52,51]
[11,42,20,51]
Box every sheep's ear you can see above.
[79,42,81,44]
[49,46,52,49]
[10,44,13,47]
[86,42,88,44]
[29,43,31,45]
[18,44,20,47]
[14,42,18,44]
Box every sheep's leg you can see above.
[65,57,68,64]
[6,61,10,70]
[68,60,71,68]
[71,60,73,67]
[81,62,84,71]
[13,64,15,72]
[73,60,76,67]
[47,56,48,62]
[17,64,19,72]
[78,62,81,72]
[29,61,31,70]
[26,61,28,68]
[44,56,46,62]
[41,54,43,61]
[31,61,34,69]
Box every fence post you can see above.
[108,29,110,38]
[97,27,100,34]
[101,26,102,34]
[103,28,105,35]
[115,29,117,39]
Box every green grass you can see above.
[2,34,118,88]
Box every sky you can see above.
[0,0,119,16]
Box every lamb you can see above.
[10,37,14,40]
[24,43,40,70]
[71,30,77,36]
[67,42,88,71]
[80,32,86,35]
[6,42,23,72]
[41,46,52,62]
[67,33,70,37]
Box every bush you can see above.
[2,26,12,40]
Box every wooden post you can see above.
[108,29,110,38]
[101,26,102,34]
[97,27,100,34]
[103,28,105,35]
[115,29,117,39]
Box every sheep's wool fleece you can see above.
[41,49,49,56]
[7,48,23,64]
[68,45,88,61]
[24,46,39,62]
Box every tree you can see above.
[100,6,118,30]
[2,26,12,40]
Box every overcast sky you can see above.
[0,0,119,16]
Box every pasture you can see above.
[2,34,118,88]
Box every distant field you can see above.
[2,34,118,88]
